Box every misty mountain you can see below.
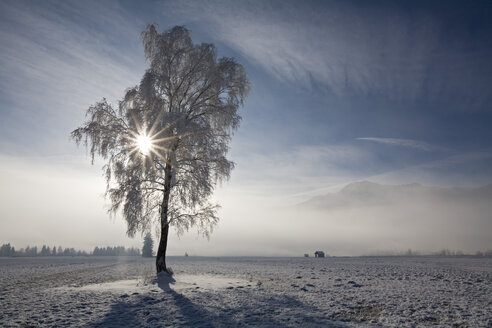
[299,181,492,210]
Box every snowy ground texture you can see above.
[0,256,490,327]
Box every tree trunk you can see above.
[156,222,169,274]
[156,163,172,274]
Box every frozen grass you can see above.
[0,256,490,327]
[137,262,156,287]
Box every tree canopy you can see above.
[72,25,249,273]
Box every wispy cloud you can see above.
[165,0,492,109]
[0,0,146,153]
[356,137,443,152]
[228,143,382,199]
[0,0,143,103]
[362,149,492,187]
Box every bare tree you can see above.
[72,25,249,274]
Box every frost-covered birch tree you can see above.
[71,25,249,274]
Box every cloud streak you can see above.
[165,0,492,109]
[363,149,492,188]
[357,137,443,152]
[0,0,146,153]
[229,143,378,197]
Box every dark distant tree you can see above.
[72,25,249,274]
[52,246,57,256]
[142,233,154,258]
[40,245,50,256]
[0,243,8,256]
[1,243,15,257]
[25,246,37,256]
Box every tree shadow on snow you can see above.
[154,274,236,327]
[88,276,348,327]
[88,274,235,328]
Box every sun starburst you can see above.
[136,134,152,155]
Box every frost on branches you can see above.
[71,25,250,274]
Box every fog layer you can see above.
[1,156,490,256]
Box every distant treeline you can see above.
[0,243,141,257]
[431,249,492,257]
[361,248,492,257]
[92,246,140,256]
[401,248,492,257]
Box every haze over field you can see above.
[1,0,491,256]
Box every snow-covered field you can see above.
[0,256,490,327]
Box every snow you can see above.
[0,256,490,327]
[61,273,249,293]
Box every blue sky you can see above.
[1,0,491,254]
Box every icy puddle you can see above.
[60,274,250,293]
[171,274,251,290]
